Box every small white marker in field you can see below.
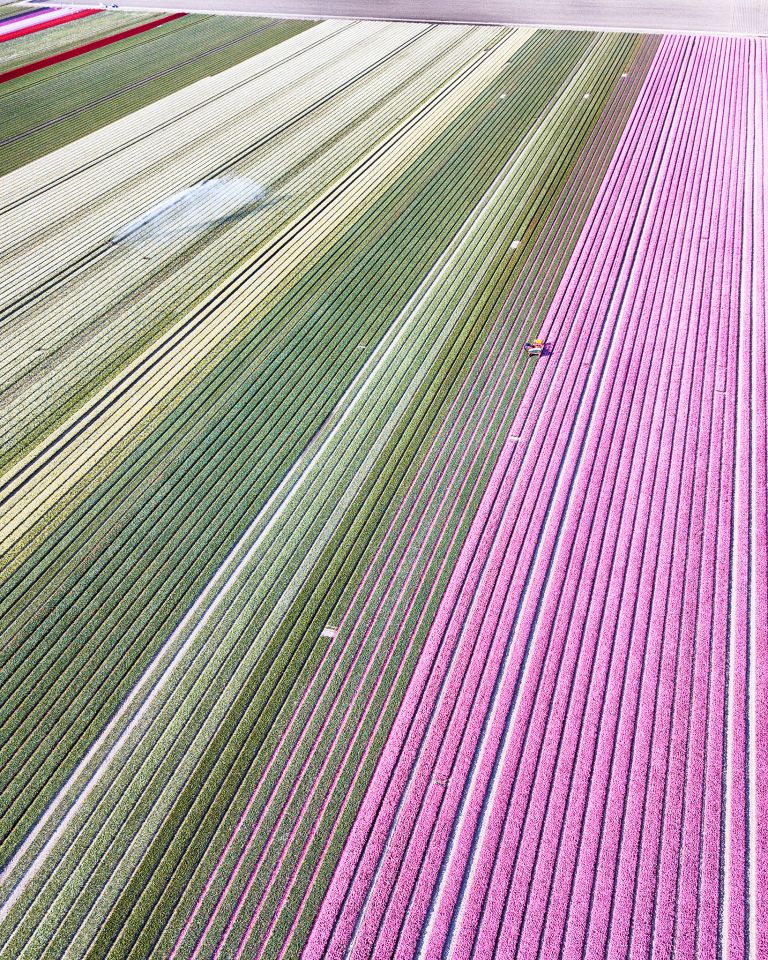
[511,240,521,249]
[510,436,522,442]
[583,93,590,99]
[621,72,628,78]
[500,93,507,100]
[321,626,338,639]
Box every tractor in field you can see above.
[524,338,545,357]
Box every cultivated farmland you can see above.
[0,10,313,172]
[0,10,765,960]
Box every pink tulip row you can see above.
[751,39,768,960]
[306,33,767,960]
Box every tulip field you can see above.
[0,8,313,172]
[0,10,765,960]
